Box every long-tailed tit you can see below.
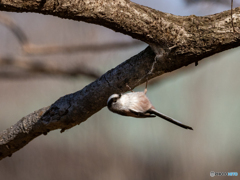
[107,81,193,130]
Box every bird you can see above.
[107,80,193,130]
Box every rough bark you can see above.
[0,0,240,160]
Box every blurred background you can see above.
[0,0,240,179]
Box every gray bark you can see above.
[0,0,240,160]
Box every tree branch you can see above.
[23,41,143,55]
[1,0,240,160]
[0,56,101,78]
[1,1,240,52]
[0,12,29,46]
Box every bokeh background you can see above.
[0,0,240,179]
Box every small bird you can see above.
[107,81,193,130]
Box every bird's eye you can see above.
[112,98,117,102]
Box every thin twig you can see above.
[23,41,144,55]
[0,13,29,46]
[126,84,134,92]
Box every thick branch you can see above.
[1,1,240,53]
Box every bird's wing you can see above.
[129,109,156,118]
[148,109,193,130]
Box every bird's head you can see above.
[107,94,122,110]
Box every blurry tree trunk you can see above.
[0,0,240,160]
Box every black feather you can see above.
[147,109,193,130]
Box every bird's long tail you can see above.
[148,109,193,130]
